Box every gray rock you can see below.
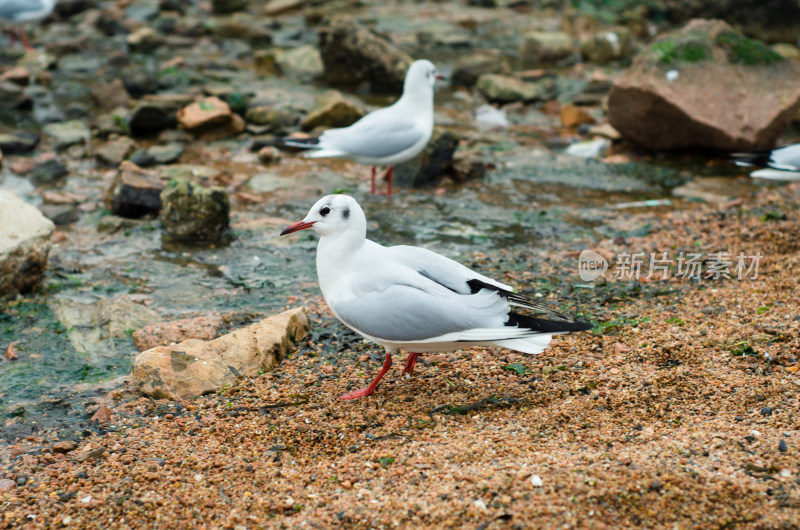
[105,161,164,218]
[581,28,634,64]
[476,74,555,103]
[318,14,413,92]
[160,179,230,241]
[0,80,30,110]
[520,31,574,64]
[301,90,364,131]
[257,146,282,164]
[148,143,185,165]
[394,129,459,188]
[272,45,324,81]
[40,204,79,226]
[0,132,39,154]
[57,54,102,73]
[129,148,155,167]
[244,106,298,132]
[30,159,68,185]
[127,27,162,53]
[212,0,248,14]
[451,52,511,87]
[0,191,55,299]
[42,120,90,150]
[95,137,137,166]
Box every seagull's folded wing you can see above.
[332,282,542,343]
[0,0,45,18]
[319,109,424,159]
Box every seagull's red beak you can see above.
[280,220,316,236]
[435,73,445,81]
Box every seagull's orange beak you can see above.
[435,73,445,81]
[280,220,316,236]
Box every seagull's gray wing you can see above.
[0,0,44,19]
[333,283,510,342]
[317,107,425,159]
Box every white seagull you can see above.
[0,0,56,50]
[732,144,800,180]
[280,194,592,400]
[283,60,443,196]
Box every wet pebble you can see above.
[779,439,788,453]
[760,407,773,416]
[30,158,68,185]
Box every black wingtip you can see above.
[730,150,772,168]
[506,313,592,333]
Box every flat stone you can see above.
[520,31,574,64]
[477,74,554,103]
[43,120,90,150]
[52,441,77,453]
[91,79,131,110]
[272,45,324,81]
[177,96,233,131]
[0,132,39,154]
[131,308,309,400]
[132,314,225,351]
[0,191,55,298]
[451,52,511,87]
[95,137,136,166]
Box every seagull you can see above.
[0,0,56,50]
[280,194,592,400]
[282,60,443,196]
[732,144,800,180]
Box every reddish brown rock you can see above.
[608,19,800,151]
[177,97,234,131]
[52,441,77,453]
[560,104,595,127]
[90,406,112,424]
[132,314,225,352]
[4,341,19,360]
[131,308,309,400]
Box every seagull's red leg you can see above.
[370,166,376,195]
[339,353,392,400]
[402,352,420,376]
[386,165,393,196]
[18,28,33,51]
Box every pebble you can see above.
[0,479,14,491]
[51,441,77,454]
[760,407,773,416]
[530,475,543,487]
[779,439,788,453]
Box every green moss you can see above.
[716,31,784,65]
[651,39,709,65]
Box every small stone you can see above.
[95,137,137,166]
[613,342,629,354]
[257,146,282,164]
[761,406,773,416]
[52,441,77,453]
[560,104,595,127]
[779,439,788,452]
[0,478,14,491]
[212,0,248,14]
[75,447,107,463]
[476,74,554,103]
[91,79,131,110]
[127,27,162,53]
[649,480,663,492]
[90,405,112,424]
[4,341,19,360]
[39,204,79,226]
[160,179,230,241]
[127,101,178,136]
[0,132,39,154]
[301,90,364,131]
[105,161,164,218]
[530,475,543,487]
[177,97,234,132]
[520,31,574,64]
[272,45,324,81]
[30,158,68,185]
[148,143,185,165]
[451,52,510,87]
[43,120,90,150]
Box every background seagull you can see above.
[282,60,443,196]
[0,0,56,50]
[732,144,800,180]
[280,194,592,400]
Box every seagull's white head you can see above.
[403,59,444,99]
[280,194,366,239]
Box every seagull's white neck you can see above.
[315,221,367,293]
[397,84,434,116]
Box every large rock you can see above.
[0,192,55,298]
[394,129,459,188]
[105,161,164,218]
[132,314,225,352]
[580,28,634,64]
[301,90,364,131]
[271,45,324,81]
[607,19,800,151]
[520,31,574,64]
[160,179,230,241]
[318,14,413,92]
[131,307,309,400]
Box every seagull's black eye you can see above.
[320,206,331,216]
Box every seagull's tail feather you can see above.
[493,334,555,355]
[731,150,772,168]
[280,137,321,150]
